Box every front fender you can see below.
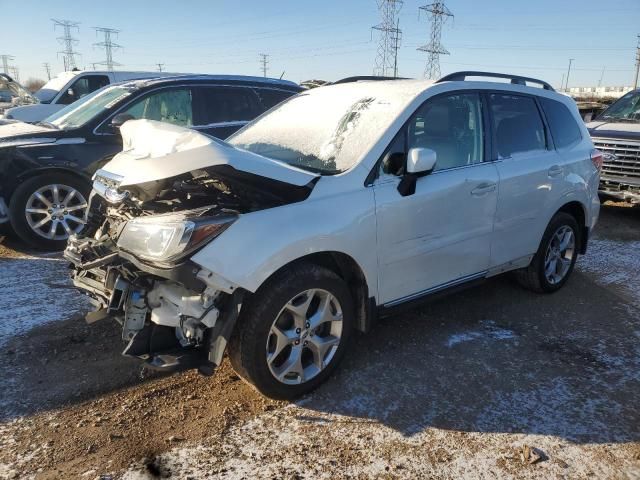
[191,185,379,300]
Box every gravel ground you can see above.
[0,202,639,479]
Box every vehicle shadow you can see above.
[296,272,640,444]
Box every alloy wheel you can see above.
[266,288,343,385]
[24,184,88,240]
[544,225,575,285]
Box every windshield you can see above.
[45,85,134,130]
[33,73,77,103]
[598,91,640,122]
[228,84,419,174]
[0,77,37,105]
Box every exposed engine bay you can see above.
[65,162,314,374]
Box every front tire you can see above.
[228,263,354,400]
[8,173,90,250]
[515,212,580,293]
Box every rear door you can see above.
[192,86,261,139]
[488,92,559,268]
[373,91,499,305]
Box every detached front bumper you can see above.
[0,196,9,224]
[64,234,241,374]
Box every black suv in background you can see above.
[0,75,302,249]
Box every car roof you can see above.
[121,74,302,91]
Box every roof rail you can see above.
[333,75,408,85]
[436,71,555,91]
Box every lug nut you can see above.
[294,340,300,345]
[47,209,53,214]
[305,322,310,328]
[295,328,301,334]
[303,341,308,346]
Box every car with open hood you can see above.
[65,72,601,399]
[585,88,640,203]
[0,74,38,118]
[0,74,302,249]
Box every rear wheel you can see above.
[9,173,90,250]
[515,212,580,293]
[228,263,354,400]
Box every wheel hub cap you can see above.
[266,288,343,385]
[544,225,575,285]
[25,184,88,240]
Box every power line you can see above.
[0,55,15,75]
[259,53,269,77]
[417,1,453,79]
[52,19,81,71]
[372,0,403,77]
[43,62,51,80]
[93,27,123,71]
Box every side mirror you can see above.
[110,113,135,130]
[406,147,437,174]
[583,112,593,123]
[398,148,437,197]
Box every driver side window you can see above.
[408,93,484,172]
[122,88,193,127]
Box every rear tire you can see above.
[515,212,580,293]
[8,172,90,251]
[228,263,354,400]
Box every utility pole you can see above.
[633,34,640,89]
[0,55,14,75]
[156,63,164,72]
[93,27,122,72]
[598,66,605,88]
[372,0,403,77]
[52,19,81,71]
[43,62,52,80]
[418,1,454,79]
[259,53,269,77]
[564,58,574,92]
[560,73,565,91]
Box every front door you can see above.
[373,92,499,305]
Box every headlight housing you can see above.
[117,212,235,263]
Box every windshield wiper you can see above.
[36,121,59,130]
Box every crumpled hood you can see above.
[586,120,640,140]
[102,119,319,187]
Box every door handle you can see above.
[548,165,563,177]
[470,182,497,196]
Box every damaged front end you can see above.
[64,120,317,375]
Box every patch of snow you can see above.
[446,320,518,347]
[578,238,640,305]
[0,253,88,347]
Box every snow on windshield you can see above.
[228,81,425,173]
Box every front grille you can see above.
[592,137,640,184]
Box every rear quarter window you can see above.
[489,93,546,158]
[540,97,582,149]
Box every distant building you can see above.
[566,86,634,99]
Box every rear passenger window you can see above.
[490,94,546,158]
[195,87,259,125]
[256,89,295,110]
[540,98,582,149]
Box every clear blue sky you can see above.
[1,0,638,88]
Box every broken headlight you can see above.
[117,214,235,262]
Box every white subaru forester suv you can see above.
[65,71,601,399]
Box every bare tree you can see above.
[24,78,46,93]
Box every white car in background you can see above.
[2,70,182,123]
[65,71,601,399]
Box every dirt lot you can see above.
[1,203,639,479]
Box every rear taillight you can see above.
[591,149,603,171]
